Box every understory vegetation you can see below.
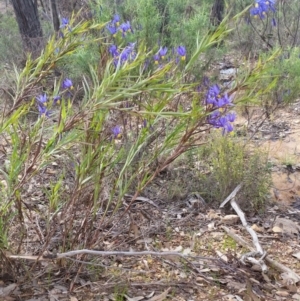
[0,0,300,298]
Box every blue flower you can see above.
[207,111,236,134]
[112,14,120,26]
[53,95,61,105]
[153,54,160,64]
[177,46,186,60]
[38,104,50,117]
[112,126,122,139]
[60,17,69,28]
[119,21,132,36]
[107,24,118,36]
[250,0,276,18]
[36,93,47,106]
[62,78,73,90]
[226,111,236,122]
[205,85,233,108]
[159,46,168,59]
[112,43,136,67]
[120,47,132,62]
[109,44,119,57]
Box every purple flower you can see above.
[226,111,236,122]
[159,46,168,59]
[109,44,119,57]
[36,93,47,106]
[120,47,131,62]
[119,21,132,36]
[207,110,235,134]
[107,24,118,36]
[205,85,233,108]
[125,42,136,60]
[250,0,277,18]
[206,84,221,106]
[38,104,50,117]
[177,46,186,60]
[60,17,69,28]
[53,95,61,105]
[111,43,136,67]
[112,126,122,139]
[271,18,277,27]
[62,78,73,90]
[218,93,232,107]
[112,14,120,26]
[153,54,160,64]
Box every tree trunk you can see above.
[210,0,225,27]
[50,0,60,31]
[11,0,43,56]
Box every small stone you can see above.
[251,224,264,233]
[292,293,300,300]
[275,290,289,297]
[221,215,239,225]
[272,226,283,233]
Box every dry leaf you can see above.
[136,238,153,244]
[147,288,171,301]
[145,292,155,298]
[124,294,144,301]
[129,222,140,238]
[281,271,299,285]
[216,250,228,262]
[207,209,221,219]
[243,280,260,301]
[70,297,78,301]
[292,252,300,260]
[0,283,17,297]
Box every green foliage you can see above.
[196,133,271,211]
[222,235,237,250]
[91,0,212,52]
[231,0,300,54]
[0,12,22,67]
[265,47,300,105]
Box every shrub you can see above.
[0,4,279,276]
[196,133,272,212]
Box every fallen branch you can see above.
[220,184,267,272]
[219,183,243,208]
[8,249,214,261]
[222,225,300,283]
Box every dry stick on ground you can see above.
[8,250,214,282]
[220,183,268,272]
[222,225,300,283]
[8,249,214,261]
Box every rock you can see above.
[221,215,239,225]
[272,226,284,233]
[251,224,264,233]
[275,290,289,297]
[273,217,300,235]
[292,293,300,300]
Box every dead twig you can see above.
[222,225,300,283]
[220,184,268,272]
[8,249,212,260]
